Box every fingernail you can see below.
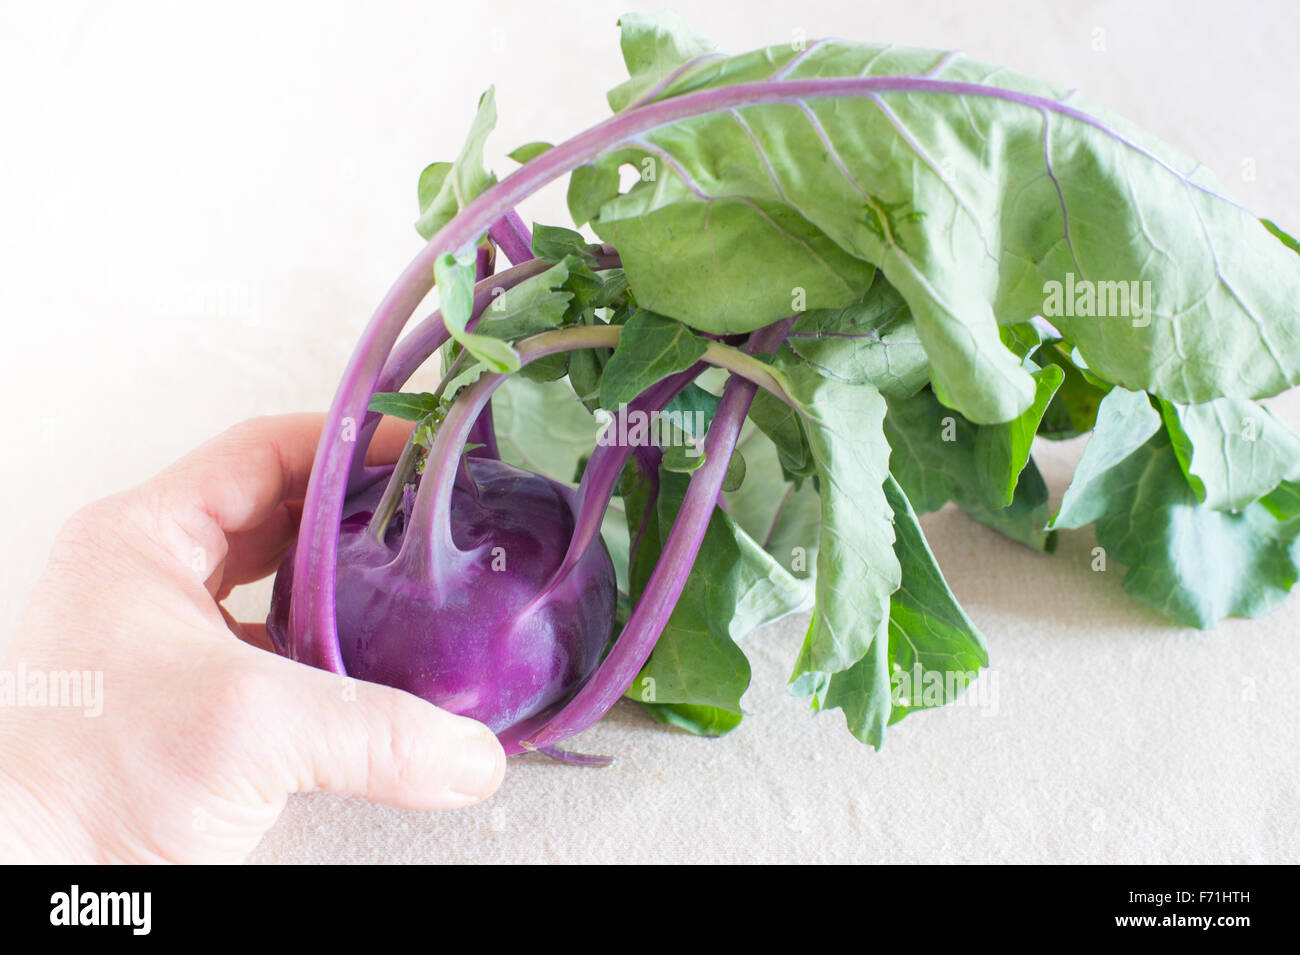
[448,722,505,803]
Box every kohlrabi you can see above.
[269,12,1300,758]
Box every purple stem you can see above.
[466,246,500,459]
[487,210,535,265]
[534,364,705,598]
[497,319,793,754]
[295,63,1117,672]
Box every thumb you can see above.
[258,653,507,810]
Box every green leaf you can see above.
[416,88,498,240]
[530,223,596,263]
[508,141,553,164]
[598,312,707,409]
[472,259,573,341]
[818,476,990,747]
[884,385,1055,550]
[567,343,608,411]
[1051,388,1163,530]
[433,252,520,373]
[1262,481,1300,522]
[1035,342,1110,439]
[662,383,720,435]
[745,388,816,482]
[519,351,569,382]
[974,362,1064,508]
[368,391,444,422]
[637,701,743,737]
[777,357,900,679]
[1157,398,1300,511]
[960,458,1057,552]
[1262,218,1300,255]
[626,470,810,723]
[574,32,1300,425]
[607,11,718,112]
[661,444,706,472]
[1071,428,1300,628]
[785,273,930,398]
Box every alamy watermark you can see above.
[1042,272,1153,327]
[0,664,103,717]
[594,405,707,457]
[891,664,999,717]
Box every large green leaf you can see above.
[1158,398,1300,511]
[571,16,1300,425]
[818,477,989,747]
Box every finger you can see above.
[132,414,413,588]
[260,654,506,811]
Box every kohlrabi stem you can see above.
[533,363,706,599]
[488,210,535,265]
[466,245,500,459]
[363,430,424,546]
[498,318,795,754]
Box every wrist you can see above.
[0,711,94,863]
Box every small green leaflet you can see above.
[1157,398,1300,511]
[416,88,498,240]
[368,391,445,422]
[1035,341,1109,439]
[530,223,596,263]
[508,141,553,164]
[745,388,816,482]
[606,10,719,112]
[433,252,520,373]
[638,701,743,737]
[598,312,707,409]
[817,476,989,747]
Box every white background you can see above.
[2,1,1297,862]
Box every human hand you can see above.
[0,415,506,863]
